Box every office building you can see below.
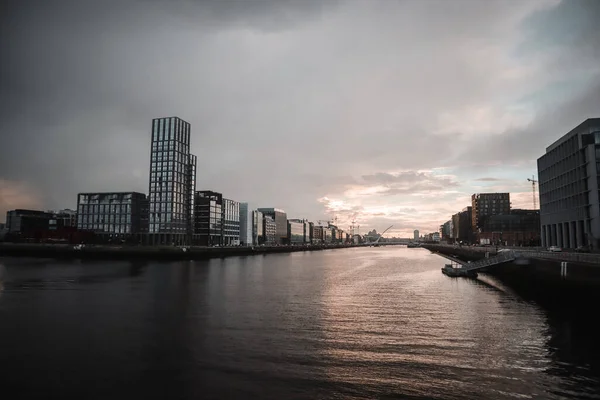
[287,219,305,244]
[538,118,600,249]
[222,198,240,246]
[457,206,473,243]
[194,191,223,246]
[239,203,252,246]
[471,193,511,232]
[6,209,54,235]
[413,230,419,241]
[148,116,197,245]
[477,209,541,246]
[76,192,149,239]
[257,208,287,244]
[252,210,263,245]
[263,215,276,244]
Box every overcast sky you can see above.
[1,0,599,236]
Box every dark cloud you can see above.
[1,0,598,234]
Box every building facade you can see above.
[477,209,540,246]
[413,230,419,241]
[263,215,276,245]
[239,203,252,246]
[257,208,287,244]
[457,206,473,243]
[287,219,305,244]
[148,116,197,245]
[6,209,54,235]
[252,210,263,245]
[471,193,511,232]
[76,192,149,240]
[538,118,600,249]
[222,198,240,246]
[194,191,223,246]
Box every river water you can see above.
[0,247,599,399]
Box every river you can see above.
[0,247,599,399]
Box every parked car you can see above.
[575,246,590,253]
[548,246,562,252]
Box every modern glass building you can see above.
[76,192,149,238]
[194,191,223,246]
[257,208,287,244]
[223,198,240,246]
[148,116,197,245]
[287,219,305,244]
[252,210,263,245]
[239,203,252,246]
[538,118,600,249]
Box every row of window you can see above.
[78,195,135,205]
[78,204,133,214]
[151,151,190,164]
[152,118,190,145]
[152,141,189,154]
[78,224,132,234]
[78,214,132,224]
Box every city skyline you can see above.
[1,0,599,237]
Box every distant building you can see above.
[413,230,419,241]
[76,192,149,239]
[194,190,223,246]
[222,198,240,246]
[287,219,305,244]
[457,206,473,243]
[6,209,54,235]
[148,116,197,245]
[239,203,252,246]
[312,225,323,243]
[263,215,276,245]
[252,210,263,245]
[471,193,511,232]
[477,209,541,246]
[538,118,600,249]
[440,221,452,242]
[257,208,287,244]
[50,209,77,229]
[432,232,440,242]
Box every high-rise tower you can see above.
[148,116,197,245]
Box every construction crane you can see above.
[527,175,538,210]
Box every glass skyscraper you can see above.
[148,116,197,244]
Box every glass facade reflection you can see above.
[76,192,148,235]
[148,117,196,243]
[257,208,287,244]
[194,191,223,246]
[287,219,305,244]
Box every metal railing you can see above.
[465,251,516,271]
[525,251,600,265]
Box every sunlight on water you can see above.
[0,248,598,399]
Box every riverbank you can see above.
[422,243,600,306]
[0,242,359,261]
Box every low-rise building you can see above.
[76,192,149,242]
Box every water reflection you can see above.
[0,249,599,399]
